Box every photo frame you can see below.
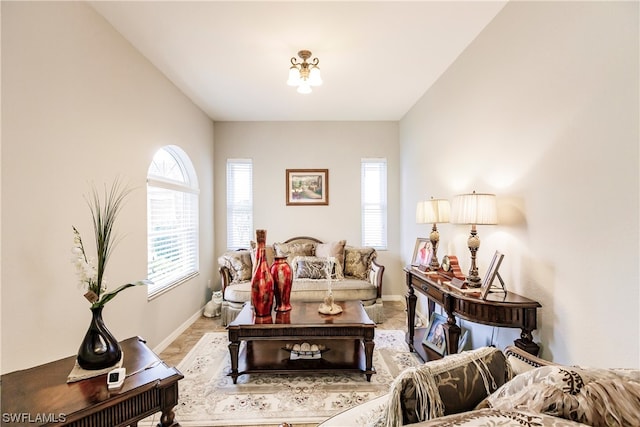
[286,169,329,206]
[411,238,432,270]
[480,251,505,299]
[422,312,447,355]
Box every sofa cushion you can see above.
[408,408,589,426]
[482,365,640,427]
[218,250,253,283]
[376,347,510,426]
[294,256,332,279]
[274,241,316,266]
[315,240,346,275]
[344,246,376,279]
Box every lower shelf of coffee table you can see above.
[232,339,375,377]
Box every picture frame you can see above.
[422,312,447,355]
[411,238,432,270]
[286,169,329,206]
[446,329,469,355]
[480,251,505,299]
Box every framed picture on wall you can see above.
[286,169,329,206]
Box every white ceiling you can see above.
[90,1,507,122]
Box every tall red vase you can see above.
[270,256,292,312]
[251,229,274,317]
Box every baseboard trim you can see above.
[153,307,203,355]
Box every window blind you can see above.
[361,158,387,249]
[226,159,253,249]
[147,146,199,297]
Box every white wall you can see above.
[1,2,215,373]
[213,122,402,295]
[400,1,639,367]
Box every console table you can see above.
[1,336,183,426]
[405,266,541,362]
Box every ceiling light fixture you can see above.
[287,50,322,94]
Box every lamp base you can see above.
[465,274,482,288]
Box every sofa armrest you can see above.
[504,345,554,375]
[370,259,384,299]
[219,265,233,297]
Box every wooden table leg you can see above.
[228,340,240,384]
[363,337,375,382]
[406,276,417,351]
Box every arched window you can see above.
[147,145,199,297]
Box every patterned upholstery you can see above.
[344,246,376,279]
[483,365,640,427]
[375,347,511,426]
[217,250,252,283]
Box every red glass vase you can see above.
[251,229,274,317]
[270,256,292,312]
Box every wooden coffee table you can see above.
[227,301,376,384]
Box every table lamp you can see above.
[416,197,450,271]
[451,191,497,287]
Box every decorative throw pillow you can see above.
[375,347,510,426]
[217,250,253,283]
[315,240,346,276]
[483,365,640,427]
[292,256,342,280]
[273,242,316,266]
[344,246,376,280]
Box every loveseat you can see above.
[218,236,384,325]
[319,346,640,427]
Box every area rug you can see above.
[145,330,421,426]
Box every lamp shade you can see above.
[451,192,497,225]
[416,198,451,224]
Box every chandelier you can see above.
[287,50,323,94]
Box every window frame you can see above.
[361,158,388,250]
[226,159,253,250]
[146,145,200,299]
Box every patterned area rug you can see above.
[146,330,421,426]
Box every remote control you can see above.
[107,367,126,390]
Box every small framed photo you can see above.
[411,238,432,270]
[480,251,505,299]
[422,312,447,355]
[286,169,329,206]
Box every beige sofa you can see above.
[319,346,640,427]
[218,236,385,325]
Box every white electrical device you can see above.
[107,367,126,390]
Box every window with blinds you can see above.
[361,158,388,249]
[226,159,253,249]
[147,146,199,298]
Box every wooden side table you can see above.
[0,336,183,426]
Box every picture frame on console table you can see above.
[286,169,329,206]
[411,238,432,271]
[422,312,447,356]
[480,251,505,299]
